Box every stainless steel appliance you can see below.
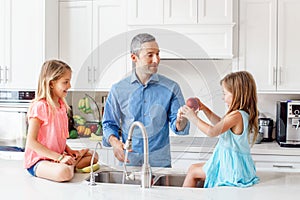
[276,100,300,147]
[0,90,35,151]
[258,118,274,142]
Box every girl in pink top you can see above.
[24,60,98,182]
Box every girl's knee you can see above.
[57,166,74,182]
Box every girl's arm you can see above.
[182,106,243,137]
[200,103,221,125]
[26,117,76,164]
[65,145,89,161]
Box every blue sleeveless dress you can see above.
[203,110,259,188]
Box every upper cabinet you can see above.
[198,0,233,24]
[59,1,93,90]
[127,0,164,25]
[239,0,300,93]
[127,0,234,59]
[0,0,58,90]
[59,0,128,91]
[128,0,232,25]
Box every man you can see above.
[102,33,189,167]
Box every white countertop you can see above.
[1,158,300,200]
[1,137,300,200]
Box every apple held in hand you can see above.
[186,97,200,111]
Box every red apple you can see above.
[89,124,98,133]
[186,97,199,111]
[195,97,201,109]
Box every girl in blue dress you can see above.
[180,71,260,188]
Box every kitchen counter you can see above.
[1,137,300,200]
[1,158,300,200]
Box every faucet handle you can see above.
[125,139,132,150]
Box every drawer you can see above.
[252,154,300,172]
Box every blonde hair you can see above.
[220,71,258,145]
[33,59,72,114]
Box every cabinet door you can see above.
[198,0,233,24]
[8,0,47,89]
[253,154,300,172]
[164,0,197,24]
[239,0,277,91]
[0,0,9,86]
[0,0,46,89]
[59,1,93,90]
[127,0,164,25]
[277,0,300,91]
[92,0,127,91]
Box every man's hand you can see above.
[176,107,188,131]
[109,135,128,163]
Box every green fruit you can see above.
[69,129,78,139]
[95,125,102,136]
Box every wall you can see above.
[258,94,300,120]
[66,60,300,138]
[160,59,232,137]
[66,91,108,122]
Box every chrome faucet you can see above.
[89,141,102,186]
[124,121,152,188]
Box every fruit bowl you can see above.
[75,120,102,137]
[73,94,103,138]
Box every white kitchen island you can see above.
[1,137,300,200]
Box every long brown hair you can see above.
[33,59,72,114]
[220,71,258,145]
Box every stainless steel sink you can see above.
[86,170,203,187]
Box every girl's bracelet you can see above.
[56,154,64,163]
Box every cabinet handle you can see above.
[0,66,3,83]
[88,66,92,83]
[273,164,293,169]
[93,67,96,83]
[273,67,276,85]
[4,66,9,83]
[278,67,282,85]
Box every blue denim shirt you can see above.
[102,72,189,167]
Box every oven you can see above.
[0,90,35,151]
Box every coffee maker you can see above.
[276,100,300,147]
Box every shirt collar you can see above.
[130,71,159,85]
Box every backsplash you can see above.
[257,94,300,120]
[66,60,300,138]
[66,91,108,122]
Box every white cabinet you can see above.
[198,0,233,24]
[59,1,93,90]
[0,0,58,90]
[127,0,234,59]
[239,0,300,92]
[128,0,232,25]
[127,0,164,25]
[253,154,300,172]
[277,0,300,91]
[59,0,127,91]
[164,0,197,24]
